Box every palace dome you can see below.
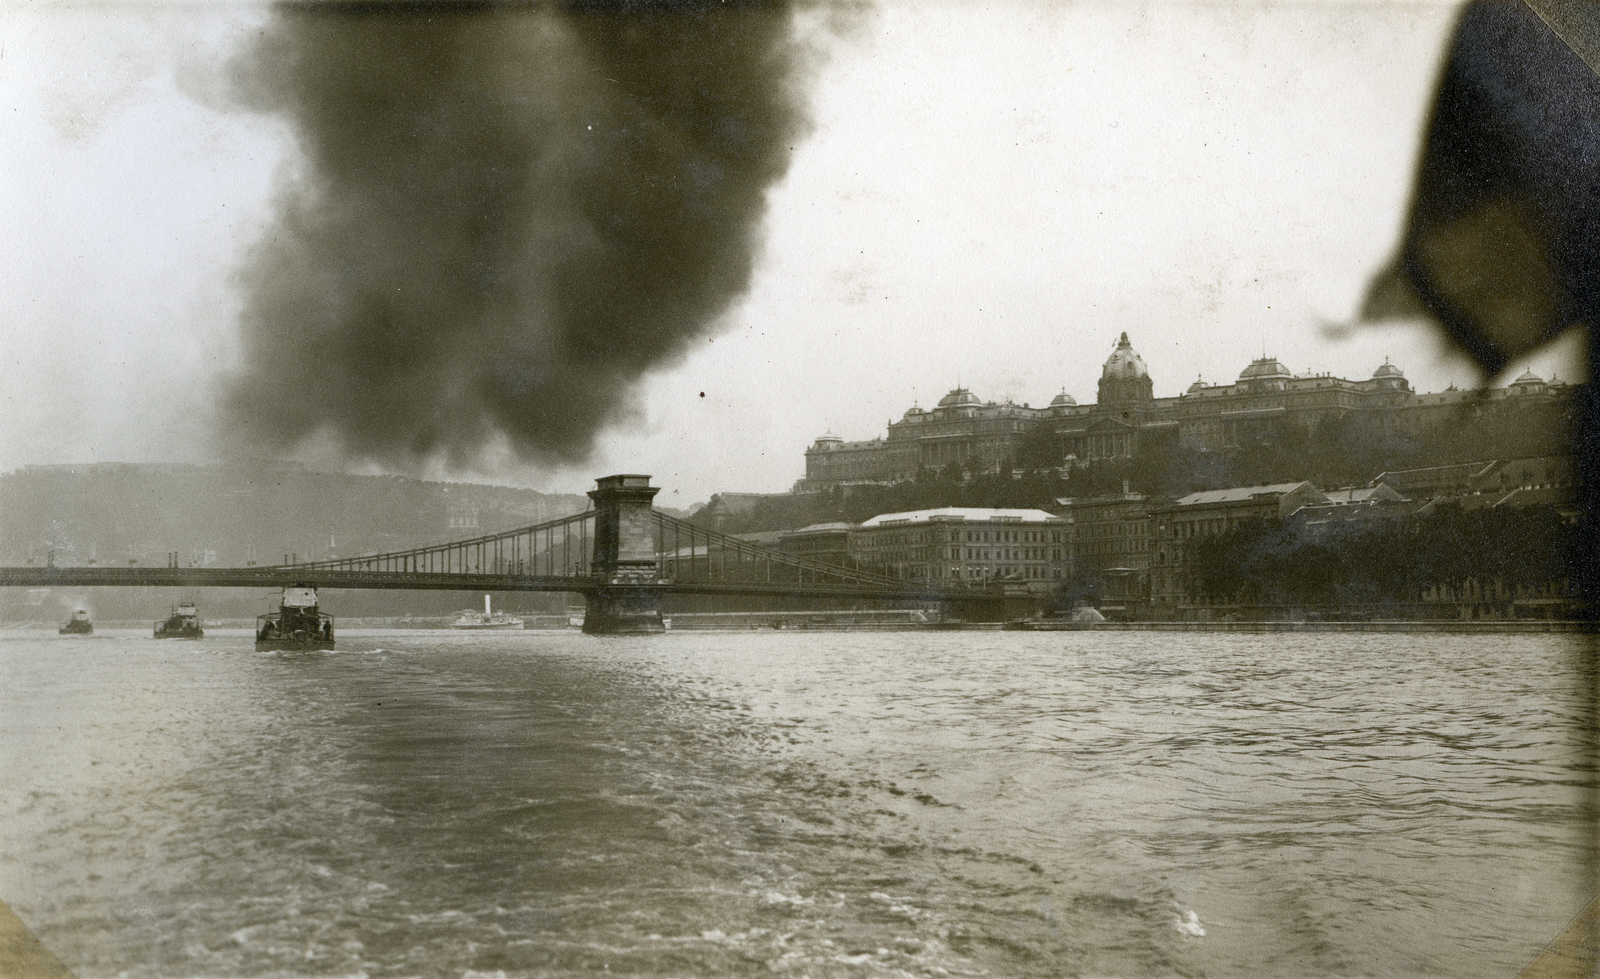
[1101,332,1149,380]
[1372,361,1406,380]
[1186,377,1209,394]
[1049,389,1077,407]
[1239,357,1292,381]
[937,388,982,408]
[1512,369,1544,385]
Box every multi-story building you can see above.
[1055,489,1155,603]
[777,522,854,567]
[1148,482,1330,607]
[795,332,1576,491]
[848,507,1068,590]
[796,388,1046,491]
[1285,484,1415,542]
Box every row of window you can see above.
[954,546,1063,561]
[860,528,1065,546]
[931,565,1064,579]
[952,529,1061,544]
[1079,540,1148,555]
[865,529,931,546]
[1164,516,1250,539]
[1070,434,1135,459]
[882,563,1066,581]
[1078,520,1150,538]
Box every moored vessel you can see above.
[58,608,93,635]
[256,584,335,651]
[1004,605,1108,631]
[451,595,524,630]
[155,602,204,639]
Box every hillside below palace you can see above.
[796,332,1573,492]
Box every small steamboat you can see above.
[58,608,93,635]
[451,595,524,630]
[155,602,204,639]
[256,583,335,651]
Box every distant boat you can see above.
[58,608,93,635]
[452,595,524,630]
[1004,605,1107,631]
[256,584,335,651]
[155,602,204,639]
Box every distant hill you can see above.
[0,462,595,623]
[0,461,590,569]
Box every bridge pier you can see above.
[583,475,666,635]
[584,586,664,635]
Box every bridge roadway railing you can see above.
[279,509,600,579]
[0,566,600,592]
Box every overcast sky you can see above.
[1,1,1587,507]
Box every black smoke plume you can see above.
[220,0,821,468]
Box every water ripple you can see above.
[0,629,1591,977]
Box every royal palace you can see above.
[796,332,1573,492]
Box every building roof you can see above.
[1371,461,1494,490]
[937,387,982,408]
[1172,482,1318,506]
[1290,498,1424,530]
[858,507,1063,527]
[733,530,787,547]
[781,521,856,536]
[1239,356,1292,381]
[1101,332,1149,379]
[1480,485,1581,513]
[1049,389,1077,407]
[1372,361,1405,379]
[1322,485,1405,504]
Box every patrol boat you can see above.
[154,602,204,639]
[58,608,93,635]
[256,584,335,651]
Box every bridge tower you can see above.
[584,474,666,634]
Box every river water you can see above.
[0,628,1593,978]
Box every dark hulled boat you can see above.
[155,602,204,639]
[58,608,93,635]
[256,584,335,652]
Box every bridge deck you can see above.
[0,566,968,602]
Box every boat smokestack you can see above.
[485,594,492,616]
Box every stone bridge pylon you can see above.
[584,474,666,634]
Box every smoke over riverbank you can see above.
[218,1,821,469]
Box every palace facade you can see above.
[795,332,1574,492]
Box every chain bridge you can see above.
[0,475,1018,632]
